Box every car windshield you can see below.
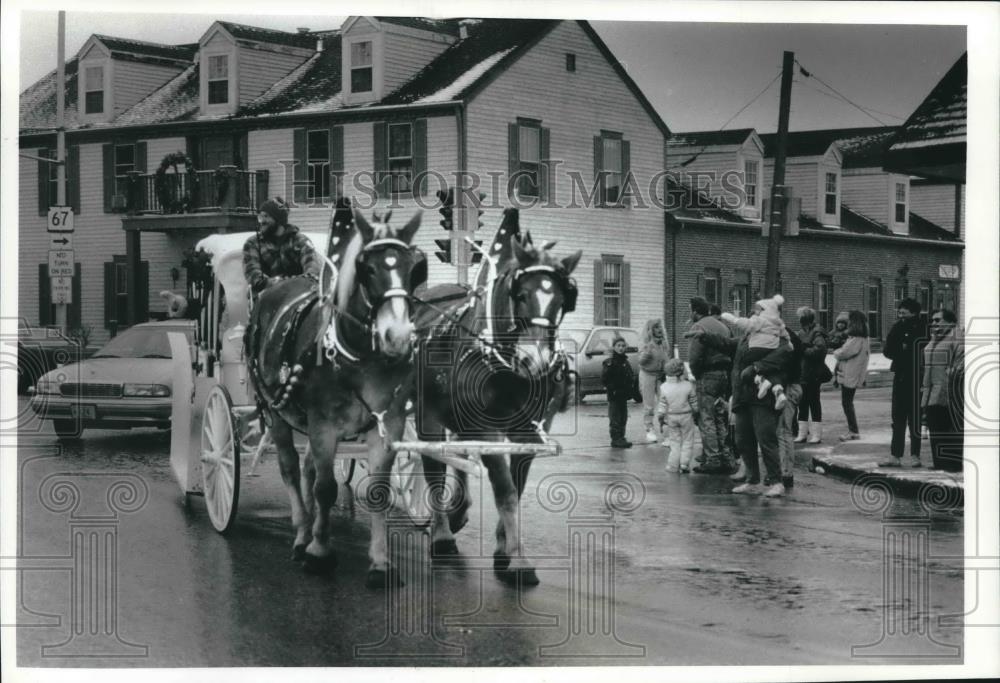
[92,327,189,359]
[559,330,588,352]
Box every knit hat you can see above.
[664,358,685,377]
[755,294,784,322]
[259,197,289,226]
[835,310,850,326]
[690,296,710,316]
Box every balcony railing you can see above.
[114,166,269,215]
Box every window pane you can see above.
[351,41,372,67]
[825,172,837,193]
[208,80,228,104]
[208,55,228,79]
[519,126,539,163]
[868,286,878,311]
[115,145,135,176]
[895,204,906,223]
[744,160,758,206]
[825,194,837,215]
[308,130,329,161]
[705,279,718,305]
[895,183,906,202]
[351,67,372,93]
[603,138,621,173]
[388,124,412,158]
[85,66,103,91]
[85,91,104,114]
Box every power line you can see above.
[794,59,900,126]
[673,70,782,168]
[793,78,906,121]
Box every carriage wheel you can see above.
[201,384,240,533]
[391,418,431,527]
[333,456,356,485]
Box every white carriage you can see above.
[168,230,563,535]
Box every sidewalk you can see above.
[808,427,963,503]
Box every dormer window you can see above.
[824,172,838,215]
[744,159,759,208]
[84,66,104,114]
[351,41,373,93]
[894,182,908,223]
[208,55,229,104]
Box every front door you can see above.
[202,136,235,170]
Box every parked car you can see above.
[560,326,641,400]
[29,320,196,440]
[16,325,95,395]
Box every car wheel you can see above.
[53,420,83,440]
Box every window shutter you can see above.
[507,123,519,200]
[593,136,604,204]
[67,145,81,215]
[621,139,631,207]
[136,141,148,173]
[593,259,605,325]
[69,263,82,329]
[539,126,551,203]
[39,264,52,326]
[412,118,427,197]
[136,260,150,324]
[237,133,249,170]
[373,121,387,199]
[104,261,116,329]
[38,148,50,215]
[102,143,114,213]
[292,128,307,204]
[621,261,631,327]
[329,124,344,200]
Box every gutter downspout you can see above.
[666,213,678,357]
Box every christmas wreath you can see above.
[155,151,197,214]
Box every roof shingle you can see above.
[666,128,756,149]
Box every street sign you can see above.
[49,233,74,250]
[938,264,960,280]
[46,206,75,233]
[51,276,72,304]
[48,250,75,278]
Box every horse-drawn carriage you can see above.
[168,200,578,587]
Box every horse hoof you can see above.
[448,506,470,534]
[493,552,511,572]
[366,567,404,590]
[302,552,338,575]
[432,539,460,558]
[496,567,540,587]
[291,544,308,562]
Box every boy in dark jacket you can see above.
[602,336,635,448]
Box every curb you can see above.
[810,450,963,505]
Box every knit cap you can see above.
[664,358,685,377]
[259,197,289,225]
[755,293,785,322]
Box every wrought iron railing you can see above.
[115,166,269,215]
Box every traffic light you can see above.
[475,191,486,230]
[434,238,452,263]
[470,240,484,264]
[437,188,454,230]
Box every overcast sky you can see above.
[17,8,965,134]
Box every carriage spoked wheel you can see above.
[200,384,241,533]
[390,417,431,527]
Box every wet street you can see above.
[13,390,964,667]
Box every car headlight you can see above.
[122,384,171,397]
[34,379,61,395]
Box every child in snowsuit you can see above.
[657,358,699,472]
[827,311,850,388]
[720,294,790,410]
[601,336,635,448]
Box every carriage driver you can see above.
[243,197,321,294]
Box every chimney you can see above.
[296,27,310,34]
[458,19,480,40]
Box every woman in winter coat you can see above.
[833,310,870,441]
[794,306,830,443]
[921,309,964,472]
[637,319,670,444]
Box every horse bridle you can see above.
[508,264,578,329]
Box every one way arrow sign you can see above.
[48,234,74,250]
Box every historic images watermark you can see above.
[348,469,647,659]
[268,161,755,213]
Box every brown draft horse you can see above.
[412,208,582,585]
[248,207,425,587]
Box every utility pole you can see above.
[55,11,68,333]
[764,50,794,297]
